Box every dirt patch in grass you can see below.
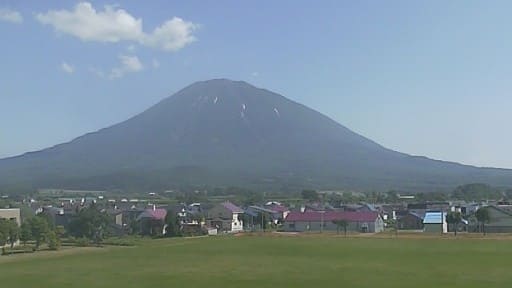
[0,246,108,264]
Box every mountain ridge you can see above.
[1,79,512,192]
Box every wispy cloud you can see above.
[0,8,23,24]
[109,54,143,79]
[60,62,74,74]
[36,2,198,52]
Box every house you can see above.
[206,201,244,233]
[106,209,123,226]
[283,211,384,233]
[264,203,290,223]
[381,204,404,221]
[246,206,280,224]
[0,208,21,226]
[121,206,145,231]
[469,205,512,233]
[397,211,424,230]
[423,212,447,233]
[40,206,73,228]
[136,207,167,236]
[345,203,378,212]
[168,203,203,225]
[0,208,21,247]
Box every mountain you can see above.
[1,79,512,192]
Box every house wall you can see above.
[231,213,243,232]
[398,214,423,230]
[113,213,123,226]
[424,223,447,233]
[283,218,384,233]
[206,205,243,233]
[0,208,21,226]
[375,217,385,232]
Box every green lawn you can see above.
[1,235,511,287]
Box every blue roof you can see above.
[423,212,445,224]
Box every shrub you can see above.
[75,237,90,247]
[47,231,60,251]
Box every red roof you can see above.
[138,208,167,220]
[285,211,379,222]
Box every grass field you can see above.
[1,234,512,287]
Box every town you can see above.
[1,183,510,253]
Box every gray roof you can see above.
[221,202,244,213]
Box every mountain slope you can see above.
[1,79,512,192]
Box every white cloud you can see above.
[251,72,259,77]
[36,2,198,51]
[36,3,142,42]
[0,8,23,24]
[152,59,160,69]
[120,55,143,71]
[109,54,143,79]
[60,62,74,74]
[141,17,198,51]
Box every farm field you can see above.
[1,234,511,288]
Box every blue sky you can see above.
[1,1,512,168]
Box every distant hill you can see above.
[1,79,512,192]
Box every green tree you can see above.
[46,230,60,250]
[68,205,110,244]
[20,222,32,246]
[0,219,19,248]
[333,219,349,236]
[164,210,181,237]
[37,210,55,230]
[475,207,491,235]
[55,225,66,239]
[385,191,399,203]
[242,192,264,206]
[446,211,462,236]
[28,216,49,249]
[0,231,5,247]
[6,219,19,248]
[0,219,8,246]
[301,190,319,202]
[452,183,501,201]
